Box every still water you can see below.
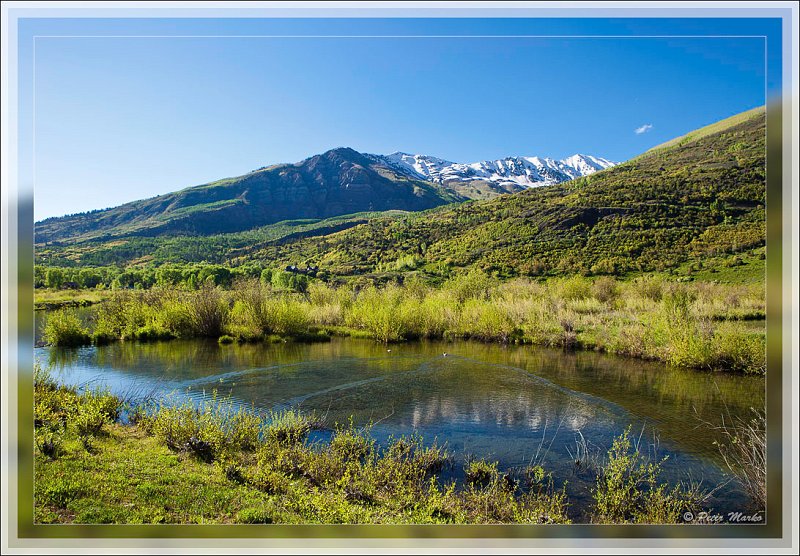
[34,334,765,518]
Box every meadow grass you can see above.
[35,373,756,524]
[34,374,572,524]
[40,273,766,374]
[34,287,110,310]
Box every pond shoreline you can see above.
[36,334,764,523]
[36,276,766,374]
[36,369,763,525]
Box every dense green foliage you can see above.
[243,108,765,279]
[35,212,404,268]
[39,273,765,374]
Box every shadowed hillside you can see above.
[34,148,466,244]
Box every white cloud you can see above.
[635,123,653,135]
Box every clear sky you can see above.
[24,17,779,221]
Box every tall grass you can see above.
[43,273,766,374]
[705,408,766,510]
[42,309,91,347]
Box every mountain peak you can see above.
[377,151,616,188]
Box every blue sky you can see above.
[22,17,779,220]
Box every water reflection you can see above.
[35,336,764,515]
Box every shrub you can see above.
[632,276,665,302]
[329,424,376,464]
[189,282,228,338]
[457,299,517,343]
[592,277,619,304]
[42,309,91,347]
[74,390,119,438]
[133,323,175,342]
[35,429,63,459]
[465,459,500,488]
[265,409,313,446]
[143,400,225,461]
[263,299,310,336]
[346,285,408,343]
[442,269,497,304]
[157,298,196,338]
[592,427,704,523]
[713,323,765,374]
[555,275,592,301]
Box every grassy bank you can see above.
[41,272,765,374]
[35,370,723,525]
[35,288,111,311]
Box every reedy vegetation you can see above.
[42,271,765,374]
[36,370,736,524]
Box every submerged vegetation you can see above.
[40,271,765,374]
[35,369,740,525]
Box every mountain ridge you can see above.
[233,106,766,279]
[35,146,613,244]
[374,152,615,188]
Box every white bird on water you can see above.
[443,353,448,357]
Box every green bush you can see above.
[133,323,175,342]
[465,459,500,488]
[42,309,91,347]
[555,275,592,301]
[457,299,517,342]
[592,277,619,304]
[592,427,703,524]
[263,299,310,336]
[74,390,118,438]
[189,282,228,338]
[632,276,665,302]
[713,323,765,374]
[265,409,313,446]
[346,285,409,343]
[442,269,497,304]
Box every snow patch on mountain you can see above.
[377,152,616,188]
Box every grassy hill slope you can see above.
[242,107,765,280]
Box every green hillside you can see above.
[35,107,765,285]
[34,148,464,245]
[241,107,765,281]
[35,211,409,268]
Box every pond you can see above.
[33,333,765,521]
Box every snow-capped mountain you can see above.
[375,152,616,188]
